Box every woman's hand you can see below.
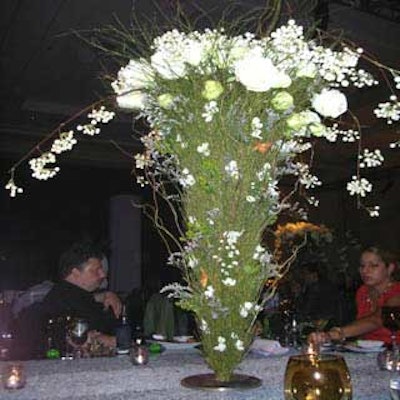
[308,327,344,346]
[308,331,331,346]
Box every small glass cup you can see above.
[2,364,26,390]
[284,353,352,400]
[130,339,149,365]
[390,376,400,400]
[377,348,400,371]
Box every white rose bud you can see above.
[286,113,308,130]
[271,91,294,111]
[202,80,224,100]
[158,93,174,109]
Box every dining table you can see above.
[0,346,394,399]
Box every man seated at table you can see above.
[14,242,120,358]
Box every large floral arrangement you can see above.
[106,20,397,381]
[4,8,400,384]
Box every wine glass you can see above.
[381,306,400,370]
[381,306,400,346]
[284,353,352,400]
[66,318,89,358]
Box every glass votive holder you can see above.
[284,353,352,400]
[130,339,149,366]
[390,376,400,400]
[377,348,400,371]
[2,364,26,390]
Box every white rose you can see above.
[116,91,147,110]
[312,89,348,118]
[272,71,292,88]
[151,50,186,80]
[111,59,153,95]
[234,52,280,92]
[184,39,204,66]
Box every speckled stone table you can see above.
[0,349,392,399]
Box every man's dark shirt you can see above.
[13,281,118,359]
[40,280,118,334]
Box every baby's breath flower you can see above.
[51,131,77,154]
[29,152,60,180]
[77,123,100,136]
[179,168,196,187]
[202,100,219,122]
[88,106,115,123]
[224,160,240,180]
[235,339,245,351]
[374,95,400,124]
[347,176,373,197]
[366,205,380,217]
[5,177,23,197]
[239,302,253,318]
[204,285,215,299]
[197,142,210,156]
[359,149,384,168]
[251,117,263,139]
[214,336,227,352]
[222,277,237,286]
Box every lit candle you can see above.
[130,345,149,365]
[304,342,319,356]
[3,364,26,390]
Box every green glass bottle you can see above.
[45,318,60,359]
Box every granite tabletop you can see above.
[0,348,393,399]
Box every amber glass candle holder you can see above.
[2,364,26,390]
[284,354,352,400]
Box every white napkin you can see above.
[250,338,289,356]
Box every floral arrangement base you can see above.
[181,373,262,391]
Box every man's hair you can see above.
[58,241,103,279]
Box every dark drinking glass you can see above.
[382,307,400,333]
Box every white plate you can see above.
[173,335,194,343]
[356,340,385,349]
[149,339,199,350]
[343,343,384,353]
[152,334,166,341]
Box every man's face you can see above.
[72,257,106,292]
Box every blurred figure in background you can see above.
[296,262,341,325]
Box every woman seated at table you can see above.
[309,246,400,345]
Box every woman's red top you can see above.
[356,282,400,343]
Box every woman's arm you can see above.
[309,294,400,345]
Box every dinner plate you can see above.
[356,339,385,349]
[173,335,195,343]
[343,343,384,353]
[149,338,199,350]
